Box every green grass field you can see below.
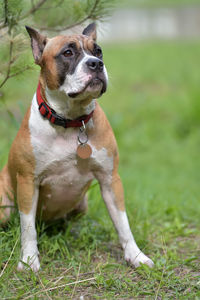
[0,40,200,299]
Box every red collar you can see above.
[36,83,94,128]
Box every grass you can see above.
[0,40,200,299]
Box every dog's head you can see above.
[26,23,108,101]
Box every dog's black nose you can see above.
[86,58,104,72]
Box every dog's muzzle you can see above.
[85,57,107,94]
[68,58,107,98]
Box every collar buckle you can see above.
[38,102,49,117]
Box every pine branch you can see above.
[4,0,8,26]
[0,0,48,29]
[0,0,8,29]
[39,0,101,32]
[0,39,13,88]
[22,0,48,18]
[32,0,65,11]
[0,39,31,89]
[8,66,32,79]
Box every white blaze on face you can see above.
[59,41,108,97]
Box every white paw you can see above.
[17,254,40,272]
[126,251,154,268]
[124,243,154,268]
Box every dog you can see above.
[0,23,154,271]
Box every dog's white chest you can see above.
[32,126,79,177]
[29,100,91,183]
[28,95,113,218]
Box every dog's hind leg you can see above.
[0,165,14,223]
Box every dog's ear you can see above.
[25,26,47,65]
[82,23,96,41]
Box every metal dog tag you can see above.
[77,121,92,159]
[77,143,92,159]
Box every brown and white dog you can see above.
[0,23,154,271]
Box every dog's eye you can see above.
[63,49,73,57]
[95,48,102,58]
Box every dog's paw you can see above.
[124,243,154,268]
[125,252,154,268]
[17,254,40,272]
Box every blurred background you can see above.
[1,0,200,225]
[1,0,200,237]
[1,0,200,217]
[0,1,200,296]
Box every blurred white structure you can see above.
[98,5,200,42]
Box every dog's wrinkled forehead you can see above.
[44,35,94,56]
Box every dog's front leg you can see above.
[16,175,40,272]
[98,173,154,268]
